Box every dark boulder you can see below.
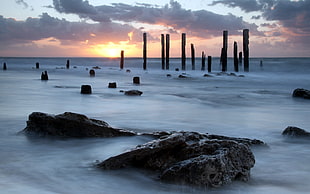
[98,131,261,187]
[282,126,310,138]
[292,88,310,99]
[124,90,143,96]
[22,112,136,138]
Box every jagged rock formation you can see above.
[98,131,264,187]
[22,112,136,137]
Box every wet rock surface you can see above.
[98,131,264,187]
[292,88,310,99]
[22,112,136,137]
[282,126,310,138]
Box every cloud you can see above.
[0,13,138,49]
[52,0,258,38]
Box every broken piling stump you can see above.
[81,85,92,94]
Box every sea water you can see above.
[0,57,310,193]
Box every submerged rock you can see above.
[22,112,136,137]
[98,131,261,187]
[282,126,310,138]
[292,88,310,99]
[124,90,143,96]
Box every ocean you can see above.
[0,57,309,193]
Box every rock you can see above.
[81,85,92,94]
[124,90,143,96]
[292,88,310,99]
[282,126,310,138]
[178,74,187,78]
[203,74,212,77]
[22,112,136,138]
[3,62,7,70]
[98,131,260,187]
[108,82,117,88]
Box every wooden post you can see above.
[181,33,186,71]
[233,41,239,72]
[143,32,147,70]
[120,50,124,69]
[3,62,7,70]
[208,56,212,72]
[36,62,39,69]
[133,77,140,84]
[166,34,170,70]
[201,51,206,71]
[161,34,165,70]
[239,52,242,65]
[222,30,228,72]
[243,29,249,72]
[191,43,195,70]
[66,59,70,69]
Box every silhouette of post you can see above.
[66,59,70,69]
[208,56,212,72]
[181,33,186,71]
[191,43,195,70]
[222,30,228,72]
[166,34,170,70]
[239,52,242,65]
[36,62,39,69]
[161,34,165,70]
[143,32,147,70]
[243,29,249,72]
[120,50,124,69]
[201,51,206,71]
[3,62,7,70]
[233,41,239,72]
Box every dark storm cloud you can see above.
[211,0,310,46]
[0,13,136,47]
[52,0,259,37]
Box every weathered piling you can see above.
[222,30,228,72]
[208,56,212,72]
[81,85,92,94]
[233,41,239,72]
[108,82,117,88]
[243,29,249,72]
[3,62,7,70]
[66,60,70,69]
[239,52,242,65]
[201,51,206,71]
[89,69,95,77]
[181,33,186,71]
[143,32,147,70]
[166,34,170,70]
[120,50,124,69]
[133,76,140,84]
[191,44,195,70]
[41,71,48,80]
[161,34,165,70]
[36,62,40,69]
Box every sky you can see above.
[0,0,309,58]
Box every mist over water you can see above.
[0,57,310,193]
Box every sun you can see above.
[106,48,119,58]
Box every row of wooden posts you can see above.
[119,29,250,72]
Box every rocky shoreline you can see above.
[21,112,269,188]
